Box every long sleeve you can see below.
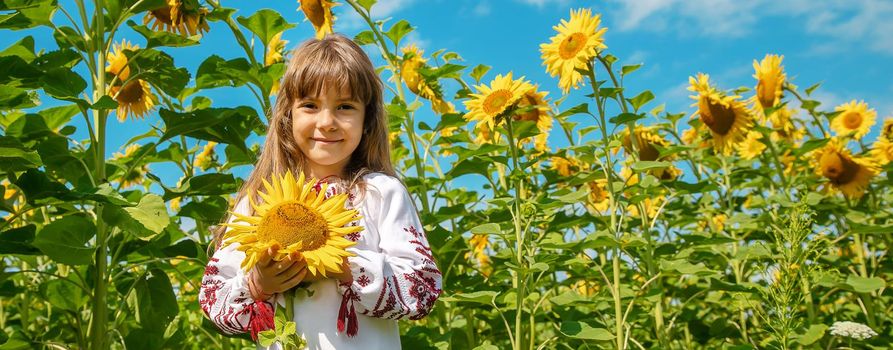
[336,174,442,336]
[198,198,275,341]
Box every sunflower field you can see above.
[0,0,891,349]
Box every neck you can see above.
[305,162,348,181]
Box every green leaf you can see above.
[609,112,644,125]
[127,48,189,96]
[40,67,86,99]
[38,104,80,130]
[195,55,251,89]
[470,223,500,235]
[470,64,490,83]
[0,225,40,255]
[158,107,261,154]
[384,20,413,46]
[0,0,56,29]
[0,144,42,171]
[90,95,118,110]
[800,99,820,111]
[134,268,179,331]
[0,36,35,62]
[236,9,295,47]
[123,194,170,238]
[163,173,242,200]
[795,324,828,345]
[804,83,821,96]
[627,90,654,112]
[631,160,672,172]
[845,275,885,293]
[555,103,589,120]
[621,63,643,76]
[357,0,376,11]
[848,223,893,235]
[32,215,96,265]
[128,20,200,48]
[440,291,498,305]
[39,278,85,311]
[353,30,376,46]
[556,188,588,203]
[794,138,829,156]
[560,321,613,340]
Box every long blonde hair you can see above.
[211,33,395,249]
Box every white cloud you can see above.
[606,0,893,55]
[337,0,417,30]
[516,0,572,8]
[473,2,491,17]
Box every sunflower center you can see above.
[483,89,514,116]
[702,98,736,135]
[257,201,329,250]
[559,33,588,59]
[150,7,174,24]
[841,111,863,130]
[116,81,146,103]
[302,1,326,28]
[820,151,858,185]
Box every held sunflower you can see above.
[464,72,533,130]
[831,100,876,140]
[299,0,337,39]
[688,73,752,155]
[223,171,362,277]
[812,139,878,199]
[540,8,607,94]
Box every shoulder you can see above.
[362,172,405,194]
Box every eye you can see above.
[338,104,356,110]
[299,102,318,110]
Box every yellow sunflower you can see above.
[194,141,217,171]
[463,72,532,130]
[112,144,148,189]
[400,44,455,115]
[513,86,553,152]
[737,131,766,160]
[109,79,158,122]
[767,105,805,143]
[144,0,210,36]
[223,171,361,276]
[881,118,893,141]
[465,234,491,277]
[620,126,680,179]
[106,40,137,82]
[2,179,16,200]
[298,0,337,39]
[586,179,610,213]
[265,32,289,67]
[551,156,582,177]
[540,8,607,94]
[831,100,876,140]
[688,73,752,155]
[812,138,878,199]
[870,138,893,166]
[753,54,785,112]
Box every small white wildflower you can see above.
[829,321,877,340]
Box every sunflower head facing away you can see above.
[400,44,454,114]
[812,139,877,199]
[881,118,893,141]
[831,100,876,140]
[143,0,210,36]
[224,171,362,277]
[464,72,533,130]
[299,0,337,39]
[106,40,137,82]
[688,73,753,155]
[540,8,607,94]
[753,54,785,111]
[513,86,553,152]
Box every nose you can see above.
[317,107,337,131]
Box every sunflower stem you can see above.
[505,115,528,350]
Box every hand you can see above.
[248,246,308,300]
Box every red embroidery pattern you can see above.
[199,253,274,340]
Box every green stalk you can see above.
[88,0,110,347]
[505,116,527,350]
[852,233,877,328]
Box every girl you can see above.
[199,34,442,349]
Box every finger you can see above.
[280,267,308,290]
[256,248,272,267]
[275,257,301,277]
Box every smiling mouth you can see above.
[311,138,343,143]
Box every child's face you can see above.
[291,84,365,178]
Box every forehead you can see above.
[298,81,358,101]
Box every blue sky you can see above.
[3,0,893,187]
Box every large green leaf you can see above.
[39,67,86,99]
[0,137,41,171]
[32,214,96,265]
[127,48,189,96]
[236,9,294,47]
[128,20,200,48]
[845,275,885,293]
[134,267,179,331]
[163,173,241,200]
[560,321,613,341]
[123,194,171,238]
[39,278,86,311]
[0,225,40,255]
[194,55,251,89]
[0,0,57,29]
[158,106,261,153]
